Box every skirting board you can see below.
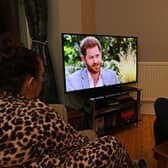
[140,101,155,115]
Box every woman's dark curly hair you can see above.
[0,32,42,94]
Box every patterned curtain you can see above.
[24,0,58,103]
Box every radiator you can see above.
[136,62,168,102]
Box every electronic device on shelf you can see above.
[61,32,138,98]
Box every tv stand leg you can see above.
[90,99,96,131]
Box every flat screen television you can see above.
[61,33,138,97]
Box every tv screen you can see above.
[61,33,138,95]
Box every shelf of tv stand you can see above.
[95,99,136,118]
[89,86,141,136]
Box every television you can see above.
[61,33,138,97]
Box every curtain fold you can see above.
[24,0,58,103]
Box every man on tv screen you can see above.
[66,36,120,92]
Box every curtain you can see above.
[24,0,58,103]
[0,0,20,39]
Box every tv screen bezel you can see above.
[61,32,138,96]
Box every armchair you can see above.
[153,97,168,146]
[49,104,98,141]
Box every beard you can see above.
[87,63,101,74]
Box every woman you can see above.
[0,33,134,168]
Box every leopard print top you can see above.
[0,91,131,168]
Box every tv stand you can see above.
[89,86,141,136]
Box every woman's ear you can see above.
[25,76,35,88]
[21,76,35,98]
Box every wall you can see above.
[96,0,168,61]
[95,0,168,114]
[48,0,168,105]
[81,0,96,33]
[48,0,82,103]
[48,0,96,104]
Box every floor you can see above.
[114,114,157,168]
